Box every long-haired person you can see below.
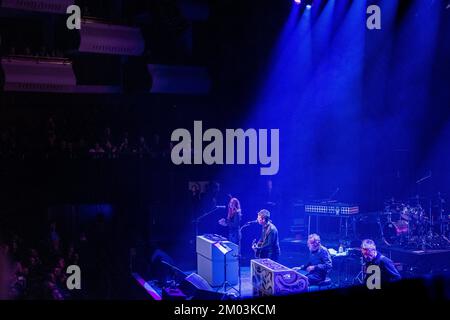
[218,197,242,244]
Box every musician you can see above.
[252,209,280,261]
[295,234,332,285]
[361,239,401,283]
[218,198,242,244]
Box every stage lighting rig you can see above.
[294,0,313,9]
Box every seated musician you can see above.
[252,209,280,261]
[361,239,401,283]
[294,234,332,286]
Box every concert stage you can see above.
[132,238,450,300]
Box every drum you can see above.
[400,205,412,221]
[383,221,409,245]
[384,200,406,221]
[409,205,425,221]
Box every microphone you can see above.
[244,220,258,225]
[216,205,227,209]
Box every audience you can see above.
[0,248,11,299]
[2,43,65,59]
[0,220,106,300]
[0,116,171,160]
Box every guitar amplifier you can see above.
[196,235,239,287]
[251,259,308,296]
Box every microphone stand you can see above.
[237,222,254,298]
[437,192,445,235]
[193,207,222,238]
[416,171,432,231]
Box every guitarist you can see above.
[252,209,280,261]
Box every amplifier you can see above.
[196,235,239,287]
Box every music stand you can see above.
[353,257,365,285]
[215,242,239,295]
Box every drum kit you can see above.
[380,194,450,250]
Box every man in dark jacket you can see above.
[296,234,332,285]
[361,239,401,284]
[252,209,280,261]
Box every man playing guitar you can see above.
[252,209,280,261]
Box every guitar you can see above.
[252,239,263,258]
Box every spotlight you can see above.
[294,0,313,9]
[295,0,313,10]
